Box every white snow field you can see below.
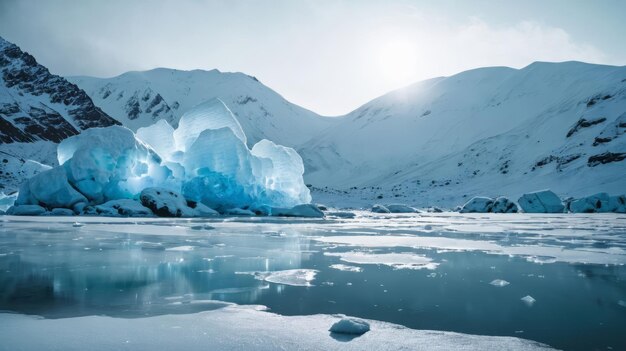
[1,212,625,350]
[11,99,311,215]
[301,62,626,207]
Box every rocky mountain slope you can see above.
[301,62,626,207]
[0,36,119,192]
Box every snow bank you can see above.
[11,99,313,217]
[518,190,564,213]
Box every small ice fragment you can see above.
[618,300,626,308]
[329,264,363,272]
[261,269,318,287]
[490,279,510,287]
[521,295,536,306]
[166,245,195,251]
[329,317,370,335]
[72,222,83,227]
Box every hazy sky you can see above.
[1,0,625,115]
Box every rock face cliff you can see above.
[0,36,120,192]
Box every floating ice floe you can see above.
[249,269,319,287]
[9,99,313,217]
[521,295,536,306]
[329,264,363,272]
[325,251,438,270]
[490,279,510,287]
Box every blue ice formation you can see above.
[13,99,312,215]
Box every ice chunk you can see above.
[260,269,318,287]
[181,128,256,210]
[58,126,173,202]
[173,99,246,152]
[461,196,518,213]
[386,204,417,213]
[518,190,564,213]
[0,192,17,212]
[186,201,219,217]
[329,317,370,335]
[489,279,510,287]
[330,264,363,272]
[608,195,626,213]
[521,295,536,306]
[49,208,75,216]
[270,204,324,218]
[371,204,390,213]
[94,199,154,217]
[491,197,519,213]
[6,205,46,216]
[325,252,438,270]
[140,187,194,217]
[251,139,311,206]
[569,193,622,213]
[460,197,494,213]
[224,208,255,216]
[136,119,176,161]
[15,167,87,209]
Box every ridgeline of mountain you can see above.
[68,69,338,148]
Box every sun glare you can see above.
[378,39,418,83]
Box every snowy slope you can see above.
[301,62,626,206]
[0,36,119,193]
[68,69,338,147]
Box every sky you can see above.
[1,0,625,116]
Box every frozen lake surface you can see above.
[0,213,625,350]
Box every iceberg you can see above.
[460,196,517,213]
[518,190,564,213]
[11,99,312,216]
[569,193,625,213]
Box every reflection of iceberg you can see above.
[14,99,311,215]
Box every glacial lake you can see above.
[0,213,625,350]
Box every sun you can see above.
[378,39,418,83]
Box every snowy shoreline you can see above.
[0,304,555,351]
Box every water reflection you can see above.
[1,216,625,351]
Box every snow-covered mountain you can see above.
[68,69,337,147]
[301,62,626,207]
[0,36,119,193]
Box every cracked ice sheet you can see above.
[315,236,626,265]
[325,252,438,270]
[0,305,554,351]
